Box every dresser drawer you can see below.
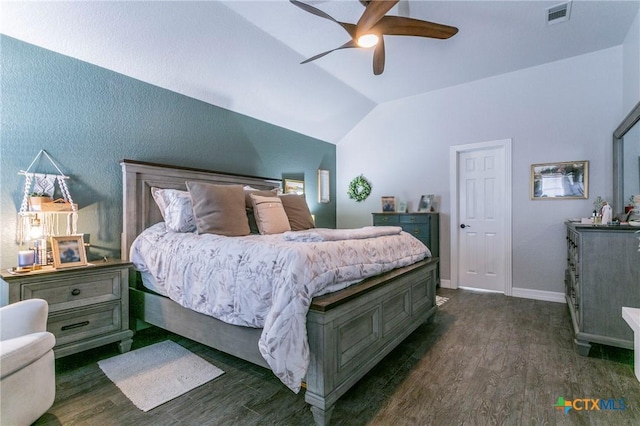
[48,302,121,346]
[402,224,430,245]
[373,214,400,225]
[22,270,122,312]
[400,215,430,224]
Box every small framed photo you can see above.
[381,196,396,212]
[530,160,588,200]
[418,195,436,212]
[284,179,304,195]
[51,235,87,269]
[397,201,408,213]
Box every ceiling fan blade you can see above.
[290,0,357,38]
[374,16,458,39]
[357,0,399,36]
[373,36,385,75]
[300,40,359,64]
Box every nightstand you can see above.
[1,259,134,358]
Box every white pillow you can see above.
[250,194,291,235]
[151,188,196,233]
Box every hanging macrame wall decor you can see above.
[17,150,78,245]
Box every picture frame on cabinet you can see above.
[530,160,588,200]
[381,196,396,212]
[397,201,408,213]
[51,235,87,269]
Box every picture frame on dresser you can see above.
[381,196,396,212]
[51,235,87,269]
[530,160,588,200]
[418,195,436,212]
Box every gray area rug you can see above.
[436,295,449,307]
[98,340,224,412]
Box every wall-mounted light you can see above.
[318,170,330,204]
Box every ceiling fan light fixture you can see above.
[290,0,458,75]
[357,34,379,48]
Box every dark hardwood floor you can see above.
[34,288,639,425]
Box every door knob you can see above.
[460,224,470,229]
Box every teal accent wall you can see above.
[0,36,336,266]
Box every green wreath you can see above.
[347,175,372,202]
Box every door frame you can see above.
[449,138,513,295]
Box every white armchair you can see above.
[0,299,56,426]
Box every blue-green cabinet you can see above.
[372,212,439,283]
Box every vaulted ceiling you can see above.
[2,1,638,144]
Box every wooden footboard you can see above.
[305,257,438,425]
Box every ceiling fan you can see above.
[290,0,458,75]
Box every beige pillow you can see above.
[250,194,291,235]
[279,194,315,231]
[186,181,250,236]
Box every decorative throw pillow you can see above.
[250,194,291,235]
[243,187,280,208]
[279,193,315,231]
[186,181,250,236]
[150,187,196,233]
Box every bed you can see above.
[120,159,439,425]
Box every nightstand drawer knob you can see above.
[61,321,89,331]
[71,289,81,296]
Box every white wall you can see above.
[623,9,640,112]
[337,46,623,294]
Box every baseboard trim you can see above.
[511,287,566,303]
[440,281,565,304]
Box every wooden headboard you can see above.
[120,159,281,260]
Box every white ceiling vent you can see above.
[546,2,572,25]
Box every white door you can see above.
[450,140,512,294]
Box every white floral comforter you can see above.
[130,223,430,393]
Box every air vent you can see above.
[546,1,572,25]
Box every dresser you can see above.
[372,212,440,283]
[1,260,134,358]
[565,223,640,356]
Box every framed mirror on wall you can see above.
[613,101,640,218]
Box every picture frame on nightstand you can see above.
[51,235,87,269]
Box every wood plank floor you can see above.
[34,288,640,425]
